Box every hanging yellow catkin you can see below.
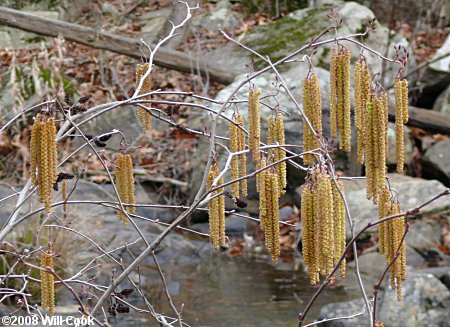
[341,49,352,152]
[40,247,55,316]
[301,168,347,284]
[332,179,346,278]
[229,118,240,198]
[236,113,247,197]
[301,183,318,284]
[330,49,338,139]
[275,112,287,195]
[258,156,267,231]
[364,92,388,203]
[114,154,136,225]
[30,115,58,213]
[263,169,280,263]
[303,72,322,165]
[378,191,406,301]
[317,172,334,277]
[248,89,261,163]
[62,179,68,213]
[354,58,371,164]
[330,48,351,151]
[267,114,286,195]
[30,114,42,185]
[136,63,152,131]
[394,77,409,173]
[270,172,280,263]
[208,162,226,250]
[365,100,375,200]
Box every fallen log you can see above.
[389,106,450,135]
[1,7,449,135]
[0,6,236,84]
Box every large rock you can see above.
[192,0,239,31]
[209,1,412,83]
[0,11,59,50]
[419,34,450,108]
[0,181,203,288]
[318,272,450,327]
[432,84,450,115]
[422,140,450,187]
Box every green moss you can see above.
[243,7,329,69]
[240,0,308,15]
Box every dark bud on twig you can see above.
[98,134,112,142]
[234,198,247,208]
[64,93,73,106]
[94,140,107,147]
[107,304,117,317]
[71,105,86,115]
[78,96,91,104]
[117,304,130,314]
[120,288,134,297]
[53,172,75,191]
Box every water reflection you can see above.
[141,255,358,327]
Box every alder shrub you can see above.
[0,3,449,327]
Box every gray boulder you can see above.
[423,140,450,187]
[318,272,450,327]
[432,84,450,115]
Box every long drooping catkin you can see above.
[301,169,347,284]
[136,63,152,131]
[365,93,388,203]
[303,72,323,165]
[330,48,351,151]
[40,247,55,316]
[394,77,409,173]
[229,113,247,199]
[236,114,247,197]
[263,169,280,263]
[354,58,371,164]
[332,180,346,278]
[378,191,406,301]
[229,118,240,197]
[208,162,226,249]
[114,154,136,225]
[258,156,267,231]
[62,179,68,213]
[30,114,42,185]
[248,89,261,163]
[30,115,58,212]
[267,113,287,195]
[275,112,287,195]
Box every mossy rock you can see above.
[240,0,309,15]
[243,6,330,69]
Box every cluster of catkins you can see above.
[353,56,409,203]
[298,48,409,297]
[40,245,55,316]
[229,113,247,199]
[207,89,287,262]
[207,162,226,250]
[301,168,346,284]
[30,114,58,212]
[114,154,136,226]
[378,188,406,300]
[135,63,153,131]
[330,48,352,151]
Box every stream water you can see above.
[127,255,360,327]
